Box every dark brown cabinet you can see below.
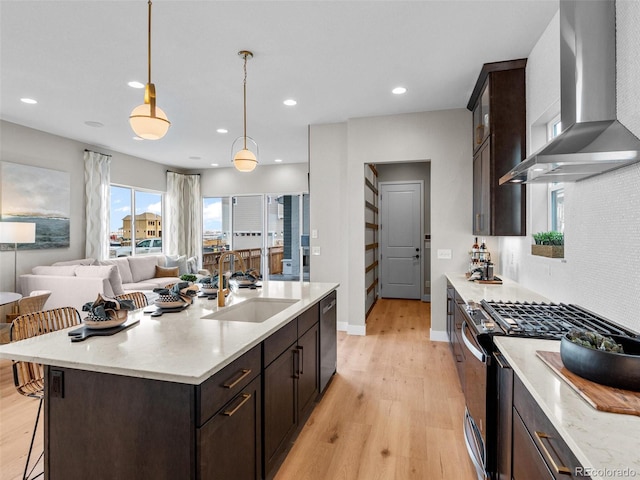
[468,59,527,236]
[263,315,320,479]
[43,294,336,480]
[511,374,589,480]
[446,281,465,388]
[198,376,262,480]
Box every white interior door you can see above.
[379,182,422,299]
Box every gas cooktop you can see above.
[479,300,636,339]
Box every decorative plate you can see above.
[83,316,128,330]
[155,299,187,309]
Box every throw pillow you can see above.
[166,255,188,276]
[99,258,134,284]
[75,265,124,296]
[127,255,160,283]
[52,258,96,266]
[186,256,198,274]
[32,265,78,276]
[155,265,179,278]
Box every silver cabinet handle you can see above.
[461,321,486,363]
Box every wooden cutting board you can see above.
[536,350,640,416]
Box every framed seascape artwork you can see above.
[0,161,71,250]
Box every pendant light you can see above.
[232,50,258,172]
[129,0,170,140]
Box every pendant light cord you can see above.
[243,54,248,150]
[147,0,152,85]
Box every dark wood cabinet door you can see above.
[297,323,319,417]
[473,143,491,236]
[263,344,297,477]
[512,410,554,480]
[198,376,262,480]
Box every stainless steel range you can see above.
[454,298,638,480]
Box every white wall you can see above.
[194,163,308,197]
[0,120,169,292]
[310,110,471,337]
[498,2,640,332]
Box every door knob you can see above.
[414,254,420,259]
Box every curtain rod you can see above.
[166,170,200,176]
[84,149,112,157]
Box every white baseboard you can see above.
[337,321,348,332]
[346,324,366,336]
[430,329,448,343]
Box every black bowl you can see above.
[560,333,640,391]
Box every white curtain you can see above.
[166,172,202,264]
[84,150,111,260]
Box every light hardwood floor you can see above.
[0,298,475,480]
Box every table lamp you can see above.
[0,222,36,292]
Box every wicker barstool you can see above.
[115,291,149,309]
[10,307,81,480]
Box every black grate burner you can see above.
[480,300,634,339]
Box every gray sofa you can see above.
[20,254,203,315]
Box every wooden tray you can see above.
[536,350,640,416]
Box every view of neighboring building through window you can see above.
[547,115,565,233]
[203,197,231,252]
[109,185,163,257]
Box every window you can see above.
[109,185,163,257]
[547,115,564,232]
[202,194,309,281]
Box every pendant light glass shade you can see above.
[234,149,258,172]
[232,50,257,172]
[129,0,170,140]
[130,101,170,139]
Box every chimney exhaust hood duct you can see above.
[500,0,640,185]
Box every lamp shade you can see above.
[233,148,258,172]
[0,222,36,244]
[129,104,171,140]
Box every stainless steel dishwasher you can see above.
[319,291,337,393]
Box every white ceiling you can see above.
[0,0,558,170]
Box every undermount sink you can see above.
[203,298,298,323]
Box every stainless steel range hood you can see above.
[499,0,640,185]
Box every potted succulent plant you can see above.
[531,231,564,258]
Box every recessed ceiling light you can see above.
[216,128,228,134]
[283,99,297,106]
[532,167,545,172]
[274,158,283,163]
[133,136,144,141]
[84,121,104,128]
[128,81,145,89]
[20,98,37,104]
[210,163,219,167]
[392,87,407,95]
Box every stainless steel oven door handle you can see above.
[464,409,487,480]
[461,321,486,363]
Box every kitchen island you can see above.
[0,281,338,480]
[496,336,640,480]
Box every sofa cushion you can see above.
[121,277,180,291]
[166,255,188,276]
[75,265,123,296]
[155,265,179,278]
[127,255,160,283]
[32,265,78,276]
[52,258,96,266]
[99,258,133,284]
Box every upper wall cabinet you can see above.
[467,59,527,237]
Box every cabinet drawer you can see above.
[298,303,319,336]
[512,409,554,480]
[198,344,261,425]
[513,376,587,479]
[263,320,297,367]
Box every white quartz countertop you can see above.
[446,272,550,304]
[495,336,640,480]
[0,281,338,385]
